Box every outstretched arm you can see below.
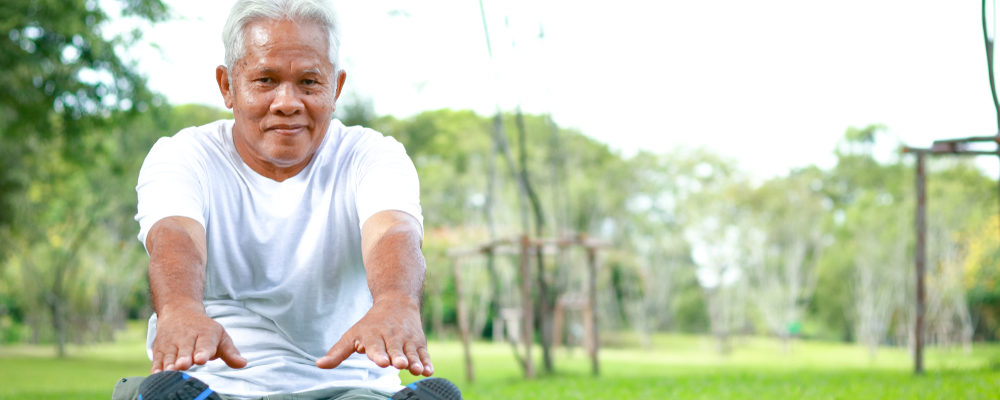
[316,210,433,377]
[146,216,247,373]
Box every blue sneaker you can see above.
[137,371,222,400]
[390,378,462,400]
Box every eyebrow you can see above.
[251,67,323,75]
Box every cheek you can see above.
[307,96,335,113]
[236,89,270,112]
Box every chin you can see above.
[259,145,306,164]
[269,153,310,166]
[264,140,311,157]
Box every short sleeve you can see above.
[353,133,423,235]
[134,135,209,250]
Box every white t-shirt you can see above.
[134,119,422,398]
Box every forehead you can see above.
[241,19,332,72]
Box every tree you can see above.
[0,0,166,238]
[744,168,828,351]
[922,160,996,347]
[849,191,910,358]
[0,103,222,354]
[812,124,906,343]
[0,0,168,354]
[681,157,753,354]
[963,215,1000,340]
[812,124,995,354]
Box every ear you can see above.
[333,69,347,105]
[216,65,235,109]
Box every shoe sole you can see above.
[137,370,221,400]
[390,377,463,400]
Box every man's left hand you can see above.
[316,297,433,377]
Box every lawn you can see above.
[1,323,998,399]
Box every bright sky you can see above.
[121,0,1000,178]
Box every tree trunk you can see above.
[49,299,67,358]
[514,108,554,373]
[483,113,528,372]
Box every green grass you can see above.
[1,324,998,399]
[417,334,1000,399]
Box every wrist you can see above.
[158,299,206,317]
[373,293,421,311]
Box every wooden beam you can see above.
[914,152,926,375]
[452,257,475,382]
[586,245,600,376]
[931,134,999,143]
[519,234,535,379]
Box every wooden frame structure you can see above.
[902,134,999,374]
[446,233,606,381]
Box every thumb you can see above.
[317,336,358,369]
[217,332,247,369]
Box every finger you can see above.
[217,332,247,369]
[174,340,195,371]
[386,337,408,370]
[192,333,215,365]
[402,342,423,376]
[385,339,410,369]
[162,348,178,371]
[151,350,165,374]
[417,346,434,376]
[365,336,391,368]
[317,336,356,369]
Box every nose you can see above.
[270,82,304,115]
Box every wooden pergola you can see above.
[446,233,606,381]
[902,134,1000,374]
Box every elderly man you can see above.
[111,1,459,399]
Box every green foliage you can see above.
[808,125,1000,346]
[810,125,908,341]
[670,269,710,333]
[0,101,236,351]
[0,0,171,354]
[0,0,165,136]
[0,0,167,233]
[963,216,1000,340]
[372,109,493,228]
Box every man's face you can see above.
[217,19,345,180]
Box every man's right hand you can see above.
[150,304,247,373]
[146,217,247,373]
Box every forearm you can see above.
[320,210,432,375]
[147,216,208,315]
[361,211,426,307]
[144,216,245,372]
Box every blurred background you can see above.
[2,0,1000,399]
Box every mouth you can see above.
[266,124,308,136]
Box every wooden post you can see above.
[452,257,475,382]
[552,297,564,348]
[585,244,600,376]
[914,152,926,375]
[900,133,999,375]
[519,234,535,378]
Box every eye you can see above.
[302,79,317,85]
[256,77,272,84]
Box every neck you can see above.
[231,125,314,182]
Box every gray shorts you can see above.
[110,376,395,400]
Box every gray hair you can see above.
[222,0,341,75]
